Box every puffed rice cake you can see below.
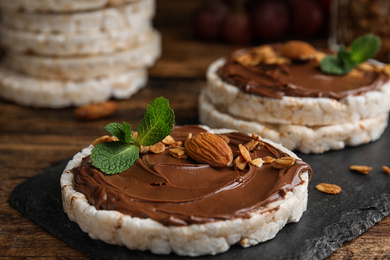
[0,0,136,12]
[60,126,310,256]
[205,58,390,127]
[0,65,147,108]
[5,30,161,80]
[199,91,389,154]
[1,0,154,34]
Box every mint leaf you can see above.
[104,122,136,144]
[137,97,175,146]
[320,55,346,75]
[90,97,175,175]
[104,122,127,143]
[320,34,381,75]
[351,34,381,63]
[91,142,140,174]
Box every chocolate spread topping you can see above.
[72,126,312,226]
[217,45,389,100]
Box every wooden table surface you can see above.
[0,1,389,258]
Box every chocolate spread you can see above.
[72,126,312,226]
[217,45,389,100]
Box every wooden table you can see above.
[0,1,389,258]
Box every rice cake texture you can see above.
[1,0,154,33]
[5,30,161,80]
[60,126,310,256]
[0,65,147,108]
[0,0,137,14]
[206,58,390,127]
[199,91,389,154]
[0,22,153,56]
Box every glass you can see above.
[329,0,390,62]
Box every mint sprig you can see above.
[320,34,381,75]
[91,97,175,174]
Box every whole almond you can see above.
[184,132,233,168]
[280,41,316,60]
[74,101,117,120]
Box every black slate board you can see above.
[9,127,390,260]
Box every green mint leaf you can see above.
[350,34,381,63]
[137,97,175,146]
[320,33,381,75]
[104,122,127,143]
[320,55,346,75]
[91,97,175,175]
[338,48,358,72]
[104,122,135,144]
[91,142,140,174]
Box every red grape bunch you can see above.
[192,0,330,45]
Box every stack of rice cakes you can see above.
[199,42,390,153]
[0,0,160,108]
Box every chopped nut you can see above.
[218,134,230,144]
[162,135,176,145]
[238,144,252,162]
[348,69,364,78]
[316,183,342,194]
[149,142,165,154]
[263,156,275,164]
[350,165,372,174]
[92,135,119,146]
[234,155,247,171]
[314,51,326,63]
[382,64,390,76]
[382,165,390,174]
[244,140,259,151]
[169,141,183,148]
[140,145,150,153]
[250,158,264,168]
[169,147,188,159]
[235,53,258,67]
[235,44,291,67]
[272,156,295,169]
[251,133,265,145]
[74,101,117,120]
[132,132,138,139]
[357,62,376,72]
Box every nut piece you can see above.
[162,135,176,145]
[280,40,316,60]
[350,165,372,174]
[149,142,165,154]
[74,101,117,120]
[272,156,295,169]
[244,140,259,151]
[92,135,119,146]
[250,158,264,168]
[382,165,390,174]
[316,183,342,194]
[234,155,247,171]
[238,144,252,162]
[169,141,183,148]
[184,132,233,168]
[263,156,275,164]
[169,147,188,159]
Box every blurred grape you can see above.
[250,0,290,40]
[222,12,253,45]
[192,1,229,41]
[289,0,324,37]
